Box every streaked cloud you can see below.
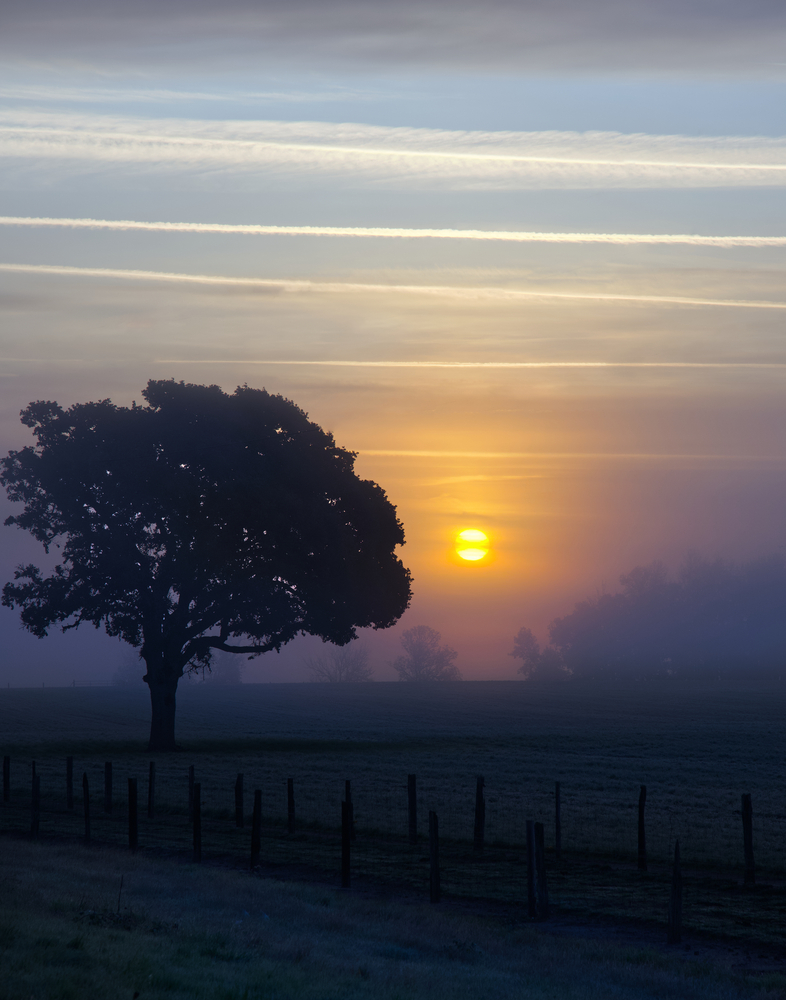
[4,110,786,189]
[4,215,786,247]
[361,450,786,464]
[0,84,375,106]
[2,262,785,313]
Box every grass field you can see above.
[2,679,786,996]
[2,837,785,1000]
[3,680,785,867]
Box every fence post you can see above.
[287,778,295,834]
[66,757,74,810]
[235,773,244,828]
[147,762,155,819]
[473,775,485,853]
[345,780,355,841]
[742,793,755,885]
[429,811,440,903]
[128,778,138,852]
[667,840,682,944]
[250,789,261,868]
[83,772,91,844]
[535,821,549,919]
[637,785,647,871]
[408,774,417,845]
[555,781,561,859]
[527,820,548,920]
[2,756,8,803]
[341,800,351,888]
[104,762,112,815]
[193,782,202,863]
[188,765,195,823]
[31,773,40,838]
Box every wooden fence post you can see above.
[287,778,295,834]
[473,775,485,853]
[637,785,647,871]
[31,773,40,838]
[2,756,8,803]
[188,765,195,823]
[345,780,355,841]
[429,810,440,903]
[235,773,244,828]
[535,821,549,919]
[83,772,90,844]
[104,762,112,815]
[742,793,755,885]
[147,762,155,819]
[250,790,261,868]
[66,756,74,810]
[555,781,561,859]
[408,774,417,845]
[341,800,351,888]
[128,778,138,852]
[667,840,682,944]
[192,782,202,863]
[527,820,548,920]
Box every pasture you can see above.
[2,679,786,997]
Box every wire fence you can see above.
[3,751,782,881]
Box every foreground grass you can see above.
[1,839,783,1000]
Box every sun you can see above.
[456,528,489,562]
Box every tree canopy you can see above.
[1,380,412,747]
[392,625,461,681]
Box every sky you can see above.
[1,0,786,684]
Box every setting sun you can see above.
[456,528,489,562]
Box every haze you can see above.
[1,1,785,684]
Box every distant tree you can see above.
[510,626,569,681]
[1,380,412,749]
[548,553,786,678]
[306,642,374,682]
[392,625,461,682]
[112,650,143,688]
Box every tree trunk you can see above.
[146,671,180,751]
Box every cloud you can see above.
[3,262,786,312]
[0,85,375,106]
[4,110,786,189]
[2,0,786,75]
[5,214,786,248]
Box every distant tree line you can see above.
[512,554,786,680]
[307,625,462,683]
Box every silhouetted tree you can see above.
[392,625,461,681]
[510,626,569,681]
[306,642,374,682]
[1,380,412,748]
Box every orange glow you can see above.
[456,528,489,562]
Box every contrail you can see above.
[155,360,786,370]
[2,215,786,247]
[359,450,786,461]
[4,126,786,173]
[2,262,786,312]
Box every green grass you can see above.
[0,837,783,1000]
